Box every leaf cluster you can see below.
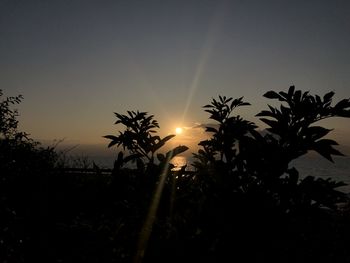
[104,110,188,170]
[257,86,350,162]
[0,89,25,139]
[194,87,350,213]
[198,96,256,165]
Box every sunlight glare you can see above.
[175,127,183,134]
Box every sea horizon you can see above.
[52,142,350,194]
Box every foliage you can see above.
[102,88,350,262]
[0,90,58,172]
[254,87,350,209]
[104,110,188,171]
[257,86,350,162]
[199,96,255,163]
[0,90,58,262]
[0,89,25,139]
[194,86,350,215]
[2,87,350,262]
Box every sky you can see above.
[1,0,350,156]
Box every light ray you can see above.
[133,159,171,263]
[181,0,230,124]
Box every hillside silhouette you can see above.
[1,87,350,262]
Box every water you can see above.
[171,155,350,193]
[72,147,350,193]
[170,156,188,171]
[291,155,350,193]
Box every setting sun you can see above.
[175,127,183,134]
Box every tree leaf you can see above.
[288,85,295,99]
[205,127,218,133]
[151,134,176,153]
[312,139,342,162]
[263,91,282,100]
[124,153,142,163]
[306,126,332,140]
[323,91,335,102]
[336,98,350,108]
[157,153,165,162]
[165,145,189,160]
[103,135,118,140]
[203,104,214,108]
[107,140,119,148]
[259,118,279,128]
[256,110,275,117]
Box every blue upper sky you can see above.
[1,0,349,148]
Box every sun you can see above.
[175,127,183,134]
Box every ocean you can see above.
[291,155,350,193]
[62,144,350,194]
[171,154,350,193]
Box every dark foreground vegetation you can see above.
[1,87,350,262]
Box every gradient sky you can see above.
[1,0,350,151]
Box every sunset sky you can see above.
[1,0,350,154]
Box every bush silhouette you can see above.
[187,86,350,262]
[193,87,349,212]
[2,87,350,262]
[104,110,188,171]
[103,86,350,262]
[0,90,58,262]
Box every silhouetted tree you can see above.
[193,87,350,213]
[0,90,58,262]
[189,86,350,262]
[104,110,188,172]
[2,87,350,263]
